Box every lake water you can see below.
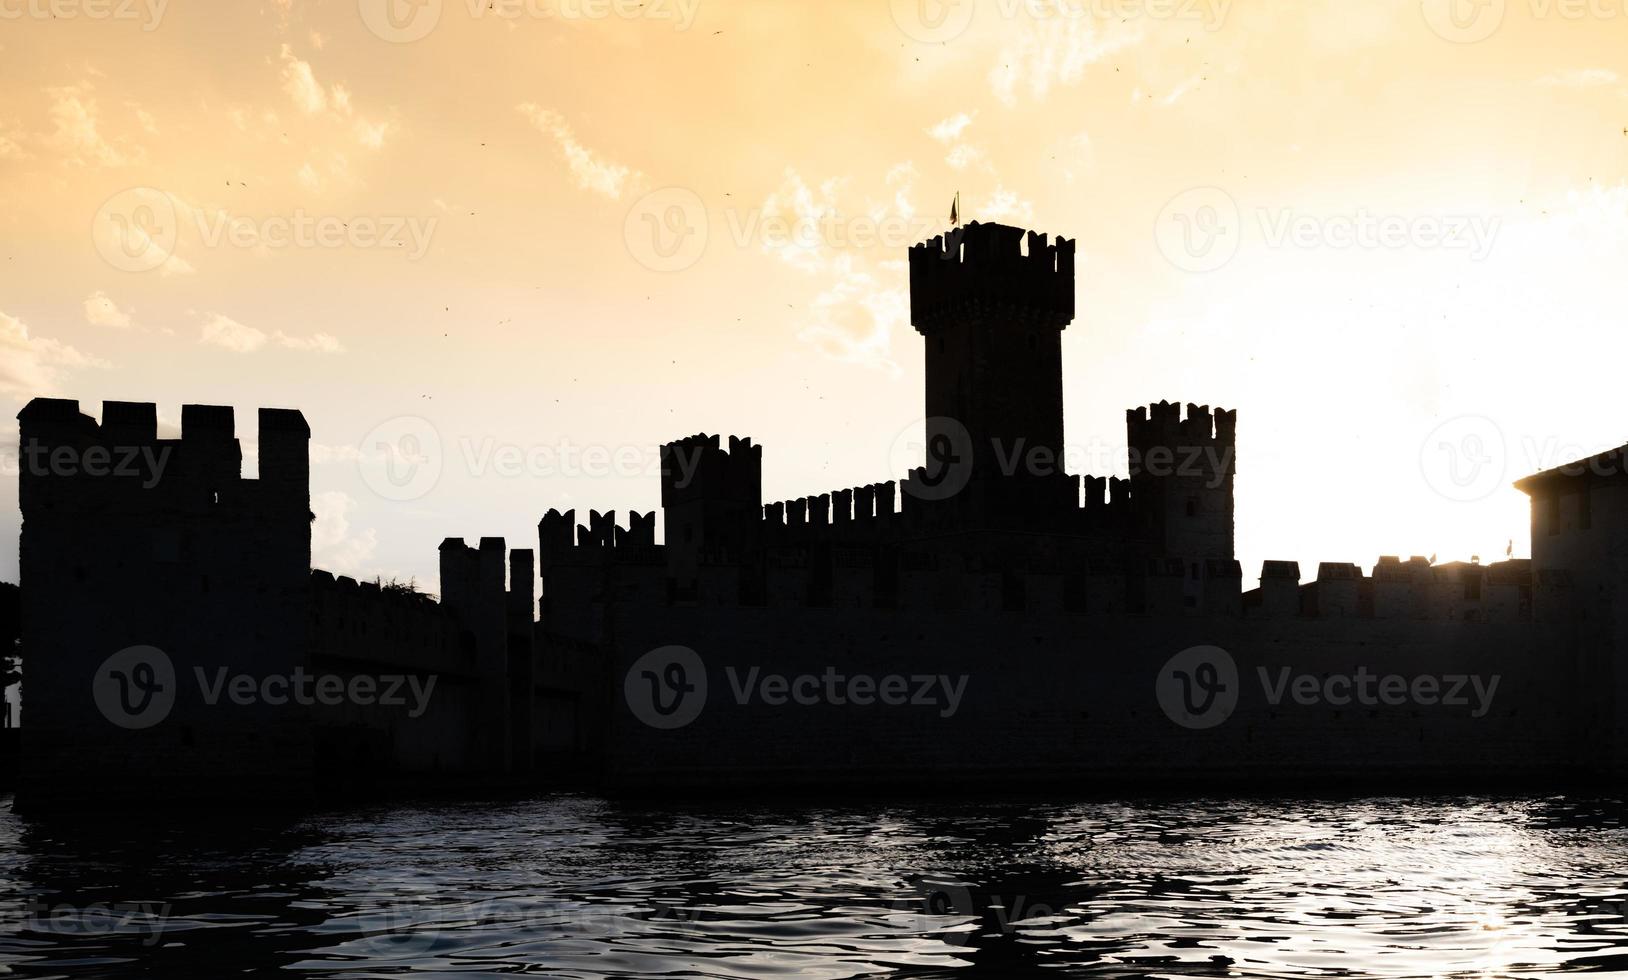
[0,794,1625,978]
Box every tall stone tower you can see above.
[911,223,1074,511]
[16,399,314,809]
[907,222,1075,507]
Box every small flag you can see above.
[950,191,960,227]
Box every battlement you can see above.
[16,398,309,514]
[764,482,899,530]
[1126,401,1237,452]
[1245,557,1538,622]
[1078,474,1135,509]
[908,222,1075,334]
[538,508,659,558]
[660,433,762,505]
[308,569,474,675]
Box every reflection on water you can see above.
[0,794,1624,977]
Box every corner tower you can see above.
[909,222,1075,483]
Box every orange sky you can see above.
[2,0,1627,589]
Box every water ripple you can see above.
[0,794,1624,977]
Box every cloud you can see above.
[795,257,905,376]
[945,143,986,171]
[927,112,976,143]
[1536,69,1620,88]
[517,104,642,200]
[988,17,1145,105]
[0,120,26,160]
[927,112,989,171]
[978,184,1035,224]
[89,187,197,277]
[311,490,380,574]
[757,166,926,375]
[279,45,329,114]
[1161,75,1201,106]
[308,442,362,464]
[199,313,346,354]
[0,310,109,397]
[84,291,133,329]
[759,168,846,274]
[46,85,141,166]
[278,46,392,149]
[274,331,345,353]
[200,313,267,352]
[353,118,391,149]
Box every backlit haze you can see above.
[3,0,1628,591]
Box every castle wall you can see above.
[1525,479,1628,768]
[600,602,1586,789]
[306,571,489,786]
[15,398,550,807]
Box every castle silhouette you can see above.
[14,221,1626,808]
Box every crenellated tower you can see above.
[16,398,313,808]
[1126,400,1237,561]
[660,434,762,590]
[909,222,1075,491]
